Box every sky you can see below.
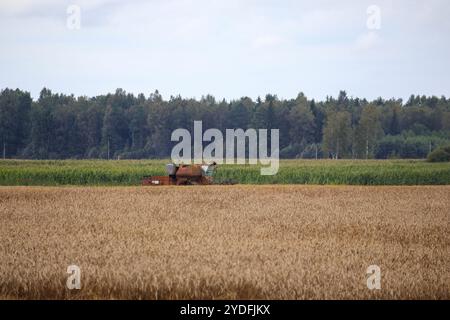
[1,0,450,102]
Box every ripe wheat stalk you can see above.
[0,185,449,299]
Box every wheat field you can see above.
[0,185,449,299]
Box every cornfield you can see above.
[1,185,449,299]
[0,159,449,185]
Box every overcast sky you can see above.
[1,0,450,101]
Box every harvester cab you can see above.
[142,162,217,186]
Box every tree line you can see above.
[0,87,449,160]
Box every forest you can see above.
[0,87,449,160]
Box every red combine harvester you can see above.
[142,162,217,186]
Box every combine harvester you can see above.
[142,162,218,186]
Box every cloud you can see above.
[252,35,287,49]
[0,0,50,15]
[355,31,382,51]
[0,0,449,101]
[0,0,118,15]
